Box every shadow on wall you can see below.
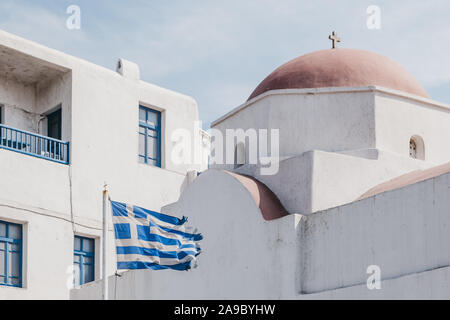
[224,170,289,221]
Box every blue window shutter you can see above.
[138,106,161,168]
[73,236,95,286]
[0,221,22,288]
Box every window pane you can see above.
[153,138,159,160]
[0,249,4,275]
[148,137,158,159]
[148,129,157,138]
[74,237,81,251]
[9,224,21,240]
[148,159,157,166]
[10,277,19,286]
[147,111,159,127]
[0,276,5,284]
[9,252,20,277]
[139,126,146,134]
[73,263,80,287]
[74,255,80,263]
[138,156,145,164]
[83,239,94,253]
[139,108,146,122]
[83,264,94,283]
[10,244,20,252]
[139,134,146,156]
[0,242,4,250]
[0,223,5,237]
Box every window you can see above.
[47,108,62,140]
[409,139,417,158]
[73,236,95,286]
[0,221,22,287]
[409,135,425,160]
[139,106,161,167]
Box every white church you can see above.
[1,28,450,299]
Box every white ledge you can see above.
[211,86,450,127]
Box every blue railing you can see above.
[0,124,69,164]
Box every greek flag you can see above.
[111,201,202,271]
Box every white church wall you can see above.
[374,92,450,165]
[236,148,431,216]
[0,29,201,299]
[71,169,302,300]
[307,149,431,213]
[73,260,450,300]
[254,151,314,214]
[212,87,450,173]
[300,170,450,295]
[209,86,450,218]
[71,168,450,300]
[211,88,376,167]
[304,265,450,299]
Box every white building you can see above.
[72,44,450,299]
[0,29,206,299]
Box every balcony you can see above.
[0,124,69,164]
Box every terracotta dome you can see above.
[248,48,429,100]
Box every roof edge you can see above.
[358,162,450,200]
[224,170,289,221]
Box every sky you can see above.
[0,0,449,128]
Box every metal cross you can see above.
[328,31,341,49]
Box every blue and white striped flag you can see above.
[111,201,202,271]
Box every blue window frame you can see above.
[0,221,22,288]
[74,236,95,286]
[139,106,161,167]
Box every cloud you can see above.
[0,0,89,50]
[365,0,450,87]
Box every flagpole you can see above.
[102,185,109,300]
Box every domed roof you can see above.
[248,48,429,100]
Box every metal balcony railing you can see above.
[0,124,69,164]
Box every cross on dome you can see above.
[328,31,341,49]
